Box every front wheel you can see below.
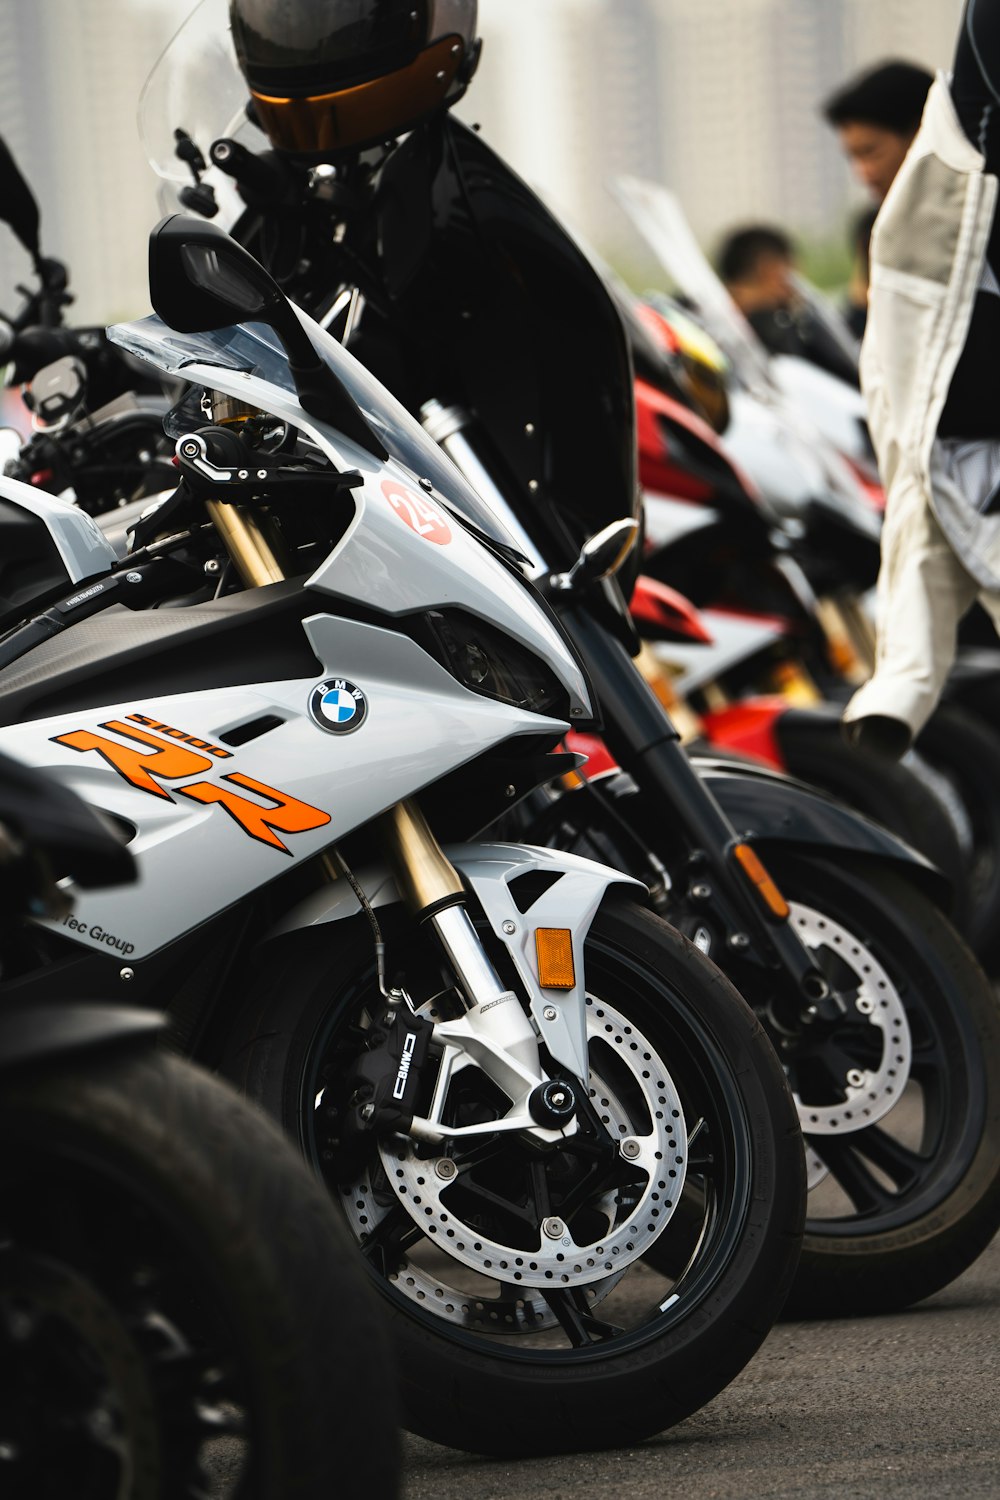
[750,853,1000,1319]
[223,896,805,1457]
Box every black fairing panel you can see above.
[0,579,322,727]
[692,756,951,905]
[232,119,639,575]
[368,120,639,571]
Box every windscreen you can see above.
[139,0,260,186]
[107,312,525,554]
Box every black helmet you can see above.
[228,0,480,157]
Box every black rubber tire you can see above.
[222,895,805,1457]
[753,852,1000,1320]
[775,718,968,908]
[0,1045,399,1499]
[909,701,1000,968]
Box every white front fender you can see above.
[266,842,645,1080]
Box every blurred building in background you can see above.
[0,0,968,323]
[0,0,176,325]
[461,0,965,272]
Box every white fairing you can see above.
[652,608,787,692]
[104,320,592,720]
[770,354,876,478]
[0,475,117,581]
[724,390,881,539]
[643,493,725,550]
[0,354,589,960]
[0,610,568,960]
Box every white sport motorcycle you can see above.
[0,217,804,1456]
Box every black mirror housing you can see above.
[148,214,288,336]
[148,216,386,458]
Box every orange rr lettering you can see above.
[178,772,331,853]
[54,721,215,799]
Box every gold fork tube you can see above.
[205,500,287,588]
[379,799,464,914]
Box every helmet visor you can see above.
[230,0,475,89]
[231,0,429,93]
[249,34,464,153]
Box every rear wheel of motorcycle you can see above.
[753,851,1000,1319]
[0,1046,398,1499]
[223,895,805,1457]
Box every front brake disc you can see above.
[341,992,687,1322]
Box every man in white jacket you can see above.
[843,0,1000,758]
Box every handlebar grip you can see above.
[210,138,289,203]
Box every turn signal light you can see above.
[536,928,576,989]
[732,842,790,920]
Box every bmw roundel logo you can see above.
[309,678,368,734]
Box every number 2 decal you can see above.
[381,479,452,545]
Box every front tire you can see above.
[223,896,805,1457]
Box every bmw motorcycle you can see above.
[0,215,806,1456]
[136,17,1000,1321]
[0,749,399,1497]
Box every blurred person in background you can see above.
[717,224,859,383]
[718,225,797,320]
[824,61,934,333]
[842,0,1000,758]
[824,59,935,202]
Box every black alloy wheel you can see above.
[222,896,805,1456]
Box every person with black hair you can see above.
[823,61,934,335]
[717,225,796,314]
[842,0,1000,758]
[716,224,859,384]
[824,59,934,202]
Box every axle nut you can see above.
[528,1079,577,1129]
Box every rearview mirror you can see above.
[552,518,640,594]
[0,135,40,261]
[149,214,297,344]
[148,215,386,457]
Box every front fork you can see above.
[376,799,579,1147]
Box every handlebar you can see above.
[7,324,94,383]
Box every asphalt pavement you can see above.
[401,1233,1000,1500]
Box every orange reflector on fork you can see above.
[732,843,791,920]
[535,928,576,989]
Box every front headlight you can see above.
[426,609,568,717]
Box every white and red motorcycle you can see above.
[0,217,804,1457]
